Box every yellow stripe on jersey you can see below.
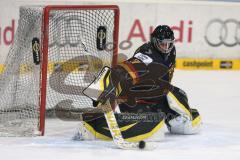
[118,61,139,85]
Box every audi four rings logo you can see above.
[204,19,240,47]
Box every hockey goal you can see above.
[0,5,119,136]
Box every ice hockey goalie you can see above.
[73,25,202,142]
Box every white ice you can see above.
[0,70,240,160]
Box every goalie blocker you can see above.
[78,56,202,142]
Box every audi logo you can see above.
[204,19,240,47]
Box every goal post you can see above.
[0,5,119,136]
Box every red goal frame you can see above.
[40,5,120,135]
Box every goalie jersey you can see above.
[133,42,176,83]
[114,42,176,106]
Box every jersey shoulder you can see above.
[134,42,152,55]
[132,42,156,66]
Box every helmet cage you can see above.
[152,37,174,53]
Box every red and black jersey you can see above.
[115,42,176,106]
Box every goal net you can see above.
[0,5,119,136]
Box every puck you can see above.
[138,140,146,149]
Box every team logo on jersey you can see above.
[32,37,40,65]
[134,52,153,65]
[97,26,107,50]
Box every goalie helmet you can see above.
[151,25,175,54]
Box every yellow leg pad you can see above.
[125,120,165,142]
[84,122,112,141]
[167,92,192,119]
[192,115,202,127]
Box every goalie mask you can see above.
[151,25,175,54]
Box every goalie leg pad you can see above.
[73,113,166,142]
[166,86,202,134]
[167,109,202,135]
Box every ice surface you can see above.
[0,70,240,160]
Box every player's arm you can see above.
[88,54,172,107]
[94,57,146,105]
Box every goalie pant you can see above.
[74,86,202,142]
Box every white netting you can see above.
[0,6,118,136]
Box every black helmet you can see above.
[150,25,175,53]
